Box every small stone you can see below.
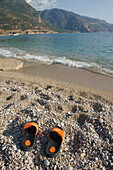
[110,162,113,167]
[28,159,33,165]
[71,142,74,146]
[80,153,85,158]
[65,166,73,170]
[20,94,28,100]
[44,160,50,166]
[54,165,57,169]
[102,160,108,166]
[101,167,106,170]
[24,160,28,164]
[25,152,29,157]
[61,122,64,126]
[95,157,98,161]
[20,167,26,170]
[30,164,34,168]
[66,137,70,142]
[99,118,103,124]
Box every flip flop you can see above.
[21,121,39,151]
[45,126,65,158]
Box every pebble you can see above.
[24,160,28,164]
[95,157,98,161]
[44,160,50,166]
[80,153,85,159]
[102,160,108,166]
[65,166,73,170]
[99,118,103,124]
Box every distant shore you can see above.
[0,29,58,36]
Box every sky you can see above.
[26,0,113,24]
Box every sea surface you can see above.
[0,32,113,76]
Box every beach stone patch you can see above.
[0,58,23,71]
[37,99,47,106]
[77,113,90,125]
[68,95,74,101]
[20,94,28,100]
[73,131,85,151]
[56,94,61,100]
[79,91,88,98]
[93,102,103,112]
[55,104,63,112]
[34,87,40,94]
[78,105,84,112]
[40,93,51,100]
[45,85,52,90]
[11,88,17,92]
[4,103,13,110]
[6,94,15,101]
[75,100,81,104]
[45,103,51,111]
[71,105,78,113]
[65,112,73,119]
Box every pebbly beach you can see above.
[0,58,113,169]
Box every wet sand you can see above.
[16,63,113,93]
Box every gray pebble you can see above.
[44,160,50,166]
[99,118,103,124]
[65,166,73,170]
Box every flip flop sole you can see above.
[21,132,36,151]
[20,121,38,151]
[45,127,65,158]
[45,138,61,158]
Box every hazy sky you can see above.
[26,0,113,23]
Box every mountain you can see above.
[0,1,113,35]
[0,0,53,35]
[39,8,113,33]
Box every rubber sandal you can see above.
[20,121,39,151]
[45,126,65,158]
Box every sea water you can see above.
[0,32,113,76]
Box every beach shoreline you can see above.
[0,57,113,100]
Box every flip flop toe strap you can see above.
[51,127,65,144]
[23,122,39,135]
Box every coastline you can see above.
[0,57,113,98]
[0,58,113,169]
[0,29,58,36]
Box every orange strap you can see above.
[51,127,65,144]
[23,122,39,136]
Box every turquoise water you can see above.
[0,32,113,76]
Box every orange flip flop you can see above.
[45,126,65,158]
[20,121,39,151]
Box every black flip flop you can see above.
[20,121,39,151]
[45,126,65,158]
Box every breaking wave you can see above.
[0,47,113,77]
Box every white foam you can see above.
[0,47,25,58]
[52,57,91,68]
[0,47,113,77]
[21,53,52,63]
